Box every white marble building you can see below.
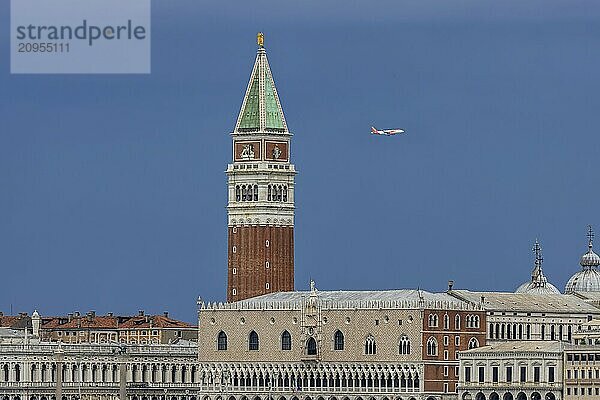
[458,341,563,400]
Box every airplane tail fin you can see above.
[371,127,377,134]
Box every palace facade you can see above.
[198,286,485,400]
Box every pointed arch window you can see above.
[281,330,291,351]
[468,337,479,349]
[306,337,317,355]
[365,335,377,355]
[334,330,344,351]
[399,335,411,355]
[235,186,241,201]
[455,314,461,330]
[217,331,227,351]
[249,330,259,351]
[428,314,439,328]
[426,337,438,356]
[253,184,258,201]
[444,314,450,330]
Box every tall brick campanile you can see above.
[226,34,296,302]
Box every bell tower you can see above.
[226,34,296,302]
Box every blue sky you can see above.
[1,1,600,322]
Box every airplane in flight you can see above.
[371,126,405,136]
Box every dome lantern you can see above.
[515,239,560,294]
[565,225,600,294]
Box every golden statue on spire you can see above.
[257,32,264,47]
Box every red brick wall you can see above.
[227,225,294,302]
[422,309,487,394]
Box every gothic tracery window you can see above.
[426,337,438,356]
[365,335,377,355]
[399,335,411,355]
[468,337,479,349]
[334,330,344,351]
[217,331,227,351]
[428,314,439,328]
[249,330,259,351]
[281,330,291,351]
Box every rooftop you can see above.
[450,290,600,314]
[202,288,480,311]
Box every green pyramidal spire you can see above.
[235,34,288,133]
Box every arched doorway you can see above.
[490,393,499,400]
[530,394,541,400]
[462,394,473,400]
[544,394,555,400]
[503,394,513,400]
[476,393,486,400]
[516,393,526,400]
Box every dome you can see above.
[565,225,600,294]
[515,239,560,294]
[516,281,560,294]
[565,268,600,293]
[580,248,600,268]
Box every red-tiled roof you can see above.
[118,315,194,329]
[0,315,32,329]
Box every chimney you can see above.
[163,311,169,318]
[138,310,144,317]
[448,280,454,291]
[74,311,80,317]
[481,296,485,304]
[68,313,73,322]
[107,312,113,317]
